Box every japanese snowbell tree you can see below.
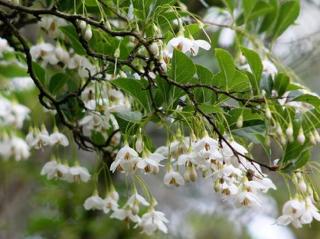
[0,0,319,235]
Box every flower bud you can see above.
[309,132,317,145]
[314,130,320,143]
[286,123,293,138]
[280,135,287,146]
[78,20,87,31]
[149,42,159,57]
[276,123,283,136]
[298,180,307,193]
[265,107,272,119]
[236,114,243,128]
[184,165,197,182]
[297,127,305,145]
[114,47,120,58]
[135,135,143,153]
[84,26,92,41]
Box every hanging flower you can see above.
[138,209,168,235]
[110,144,139,173]
[84,193,105,211]
[163,168,185,187]
[49,127,69,147]
[277,199,305,228]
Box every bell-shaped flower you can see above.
[110,144,139,173]
[163,168,185,187]
[111,207,141,223]
[83,192,105,211]
[9,136,30,161]
[103,189,119,214]
[49,127,69,147]
[67,164,91,183]
[137,152,164,174]
[277,199,305,228]
[138,209,168,235]
[300,196,320,225]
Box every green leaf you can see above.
[195,65,215,103]
[60,25,86,55]
[260,74,273,96]
[292,94,320,108]
[32,62,46,84]
[259,0,279,33]
[247,1,273,21]
[232,124,266,143]
[0,63,27,78]
[198,103,224,114]
[112,78,150,111]
[281,143,311,172]
[272,0,300,39]
[274,73,289,96]
[171,49,196,83]
[242,0,256,20]
[228,108,263,127]
[48,73,68,95]
[241,47,263,87]
[115,111,142,123]
[215,48,236,91]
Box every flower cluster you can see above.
[79,84,129,142]
[84,190,168,235]
[0,96,31,161]
[30,42,96,77]
[110,131,276,210]
[39,16,67,37]
[0,96,30,128]
[0,134,30,161]
[41,157,91,183]
[277,173,320,227]
[26,125,69,149]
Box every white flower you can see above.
[137,153,164,174]
[190,39,211,55]
[84,194,105,210]
[251,177,277,193]
[277,199,305,228]
[300,197,320,225]
[111,208,141,223]
[110,144,139,173]
[67,165,91,183]
[41,160,72,180]
[10,102,30,128]
[103,190,119,214]
[127,193,150,207]
[237,190,261,207]
[163,169,185,187]
[177,151,197,166]
[39,16,66,37]
[41,159,59,179]
[55,46,70,64]
[166,36,210,57]
[218,28,236,47]
[262,60,277,78]
[10,137,30,161]
[30,43,57,64]
[138,209,168,235]
[49,128,69,147]
[79,112,110,137]
[28,125,50,149]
